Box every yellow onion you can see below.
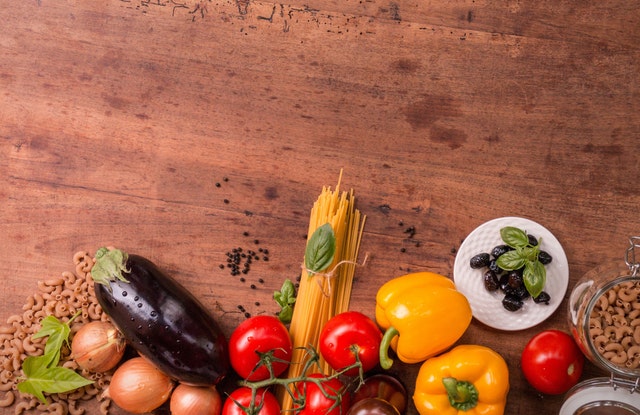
[71,321,126,372]
[170,383,222,415]
[106,357,174,414]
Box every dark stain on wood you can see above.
[392,58,420,74]
[429,124,467,150]
[404,95,461,130]
[264,186,278,200]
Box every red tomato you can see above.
[294,373,351,415]
[521,329,584,395]
[319,311,383,376]
[351,374,407,414]
[229,315,292,381]
[222,387,280,415]
[346,398,400,415]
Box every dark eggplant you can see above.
[91,247,229,386]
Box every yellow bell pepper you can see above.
[375,272,472,369]
[413,345,509,415]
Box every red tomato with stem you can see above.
[319,311,383,376]
[521,329,584,395]
[294,373,351,415]
[229,315,292,381]
[222,387,280,415]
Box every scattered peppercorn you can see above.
[404,226,416,238]
[223,239,271,277]
[378,204,391,214]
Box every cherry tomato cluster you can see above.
[223,311,405,415]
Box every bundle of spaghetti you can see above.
[279,175,366,411]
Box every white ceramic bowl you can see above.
[453,217,569,331]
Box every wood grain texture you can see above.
[1,0,639,413]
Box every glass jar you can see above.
[561,236,640,414]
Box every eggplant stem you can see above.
[91,247,130,289]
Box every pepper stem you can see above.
[442,377,479,411]
[379,326,399,370]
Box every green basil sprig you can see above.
[273,279,297,324]
[18,313,93,403]
[273,223,337,324]
[496,226,546,299]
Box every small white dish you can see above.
[453,217,569,331]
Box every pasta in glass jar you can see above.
[563,237,640,414]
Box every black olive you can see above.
[469,253,490,269]
[502,294,524,312]
[504,284,530,300]
[533,291,551,304]
[483,270,500,291]
[489,259,504,274]
[527,234,538,246]
[498,272,510,290]
[506,270,524,288]
[491,244,513,258]
[538,251,553,265]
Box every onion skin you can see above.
[107,357,174,414]
[170,384,222,415]
[71,321,126,372]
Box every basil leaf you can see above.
[523,260,546,299]
[33,315,75,367]
[273,279,297,324]
[496,250,525,271]
[31,315,66,340]
[277,305,294,324]
[18,364,94,404]
[500,226,529,248]
[304,223,336,274]
[520,245,540,262]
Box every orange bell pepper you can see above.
[413,345,509,415]
[375,272,472,368]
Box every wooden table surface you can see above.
[2,1,640,414]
